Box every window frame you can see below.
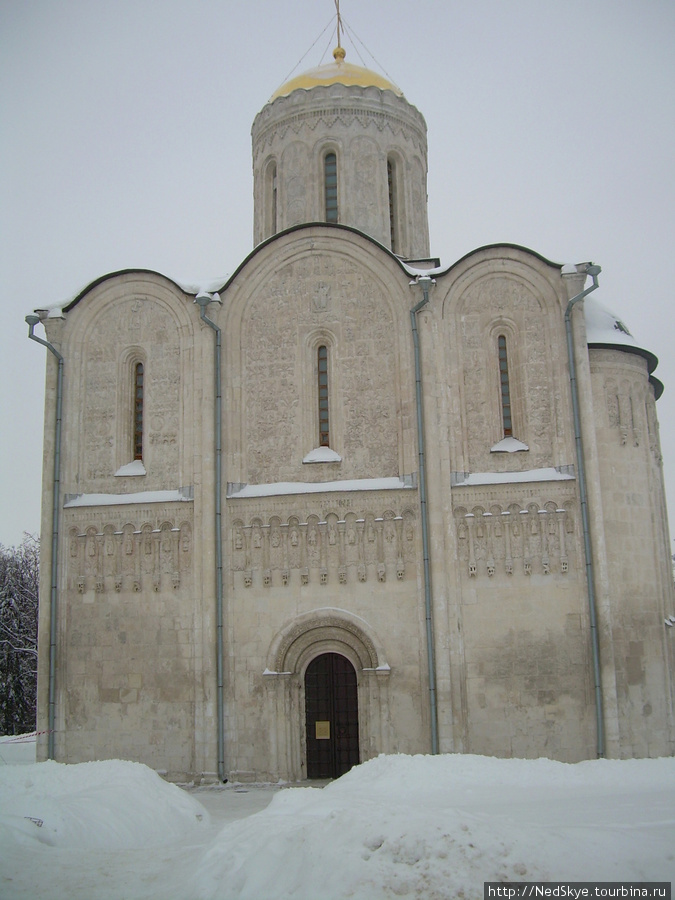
[303,331,341,459]
[497,334,513,438]
[133,360,145,460]
[387,156,398,254]
[263,158,278,239]
[324,151,338,224]
[116,347,147,470]
[317,344,330,447]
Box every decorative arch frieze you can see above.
[63,508,193,595]
[228,504,417,589]
[454,496,576,578]
[253,104,428,160]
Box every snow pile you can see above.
[195,754,675,900]
[0,752,673,899]
[0,758,209,850]
[0,733,37,766]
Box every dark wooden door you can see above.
[305,653,359,779]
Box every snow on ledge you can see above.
[228,476,415,499]
[452,466,575,487]
[303,447,342,464]
[64,487,194,508]
[114,460,147,477]
[490,437,529,453]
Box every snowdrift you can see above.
[0,752,673,900]
[194,754,675,900]
[0,758,209,850]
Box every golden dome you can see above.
[270,47,403,100]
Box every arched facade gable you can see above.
[64,273,194,345]
[439,254,565,323]
[222,227,412,334]
[58,274,195,492]
[60,269,194,317]
[223,228,416,485]
[435,251,572,473]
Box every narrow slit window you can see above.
[324,152,338,223]
[271,164,277,234]
[498,336,513,437]
[318,345,330,447]
[387,158,397,253]
[133,362,144,460]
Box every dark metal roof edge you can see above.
[62,268,188,313]
[587,341,659,375]
[217,222,412,290]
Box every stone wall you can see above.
[33,241,675,780]
[589,348,675,757]
[252,83,430,257]
[223,491,426,781]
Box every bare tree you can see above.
[0,535,39,734]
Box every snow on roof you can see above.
[452,466,574,487]
[30,272,230,321]
[584,296,658,375]
[64,487,193,508]
[584,297,638,348]
[228,476,414,499]
[402,261,446,278]
[175,275,229,295]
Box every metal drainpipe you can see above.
[25,314,63,760]
[564,264,604,758]
[195,292,226,782]
[410,274,439,754]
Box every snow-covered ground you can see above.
[0,735,673,899]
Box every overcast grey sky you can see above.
[1,0,674,549]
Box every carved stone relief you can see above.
[281,141,309,226]
[645,391,662,464]
[83,297,182,487]
[243,255,399,483]
[253,106,428,160]
[66,513,192,595]
[350,135,381,236]
[605,377,643,448]
[458,277,554,471]
[229,503,416,588]
[454,498,576,578]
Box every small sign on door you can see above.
[315,720,330,740]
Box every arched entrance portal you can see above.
[305,653,359,778]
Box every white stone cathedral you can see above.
[30,41,675,782]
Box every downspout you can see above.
[564,263,604,758]
[25,314,63,760]
[195,292,226,782]
[410,274,439,754]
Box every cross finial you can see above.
[334,0,342,50]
